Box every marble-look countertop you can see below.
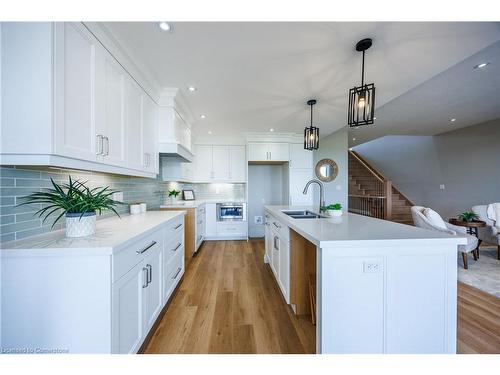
[1,211,186,256]
[264,205,467,248]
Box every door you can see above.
[290,143,313,169]
[228,145,246,181]
[143,95,158,174]
[54,22,98,162]
[112,263,143,354]
[125,79,144,171]
[99,50,126,167]
[289,169,313,205]
[194,145,213,181]
[248,143,269,161]
[212,146,229,180]
[142,247,163,333]
[268,143,289,161]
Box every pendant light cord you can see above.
[310,102,313,128]
[361,50,365,87]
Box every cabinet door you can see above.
[212,146,229,180]
[143,95,159,174]
[194,145,213,181]
[124,79,144,171]
[269,143,289,161]
[271,232,280,279]
[54,22,98,162]
[205,203,217,237]
[228,145,246,181]
[289,169,313,205]
[99,51,126,167]
[264,215,271,263]
[279,240,290,303]
[112,263,144,354]
[142,247,163,333]
[290,143,313,169]
[248,143,269,161]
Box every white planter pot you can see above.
[327,209,343,217]
[170,196,178,205]
[65,212,96,238]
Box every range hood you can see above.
[158,142,194,163]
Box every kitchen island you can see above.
[264,205,467,354]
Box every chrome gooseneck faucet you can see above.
[303,179,325,212]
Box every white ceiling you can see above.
[102,22,500,140]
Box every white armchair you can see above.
[472,205,500,260]
[411,206,478,269]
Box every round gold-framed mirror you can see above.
[315,158,338,182]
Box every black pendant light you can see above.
[348,38,376,127]
[304,99,319,150]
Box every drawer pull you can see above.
[171,242,182,252]
[146,264,152,284]
[172,267,182,280]
[173,223,182,230]
[136,241,157,255]
[273,222,281,229]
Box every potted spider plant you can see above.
[324,203,343,217]
[18,177,122,238]
[168,189,181,205]
[457,211,479,223]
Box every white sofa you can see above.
[411,206,478,269]
[472,205,500,260]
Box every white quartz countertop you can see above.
[265,205,468,248]
[1,211,186,255]
[160,199,246,208]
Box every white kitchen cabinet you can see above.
[271,230,280,280]
[112,262,143,354]
[264,216,272,263]
[266,213,290,303]
[248,142,289,162]
[205,203,217,238]
[125,79,144,171]
[228,145,247,181]
[290,143,313,169]
[212,146,230,180]
[142,95,159,174]
[1,22,159,179]
[142,245,163,334]
[53,22,98,162]
[194,145,213,181]
[278,237,290,302]
[289,169,314,205]
[195,204,206,251]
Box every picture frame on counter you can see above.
[182,189,195,201]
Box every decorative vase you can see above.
[327,209,343,217]
[170,196,178,205]
[65,212,96,238]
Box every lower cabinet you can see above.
[266,213,290,303]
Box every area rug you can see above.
[458,244,500,298]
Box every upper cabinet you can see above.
[248,143,289,162]
[1,22,159,178]
[228,145,247,181]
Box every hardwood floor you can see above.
[144,239,499,354]
[457,282,500,354]
[144,239,315,354]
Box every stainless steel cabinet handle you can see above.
[269,151,272,160]
[273,222,281,229]
[197,235,202,241]
[142,267,148,288]
[96,135,103,155]
[103,136,109,156]
[172,267,182,280]
[171,242,182,252]
[274,236,279,251]
[146,264,152,284]
[136,240,157,254]
[173,223,182,230]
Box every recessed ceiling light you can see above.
[450,118,456,123]
[187,86,197,92]
[158,22,173,32]
[473,62,490,70]
[200,114,206,119]
[208,131,212,135]
[270,128,274,132]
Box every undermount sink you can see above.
[281,210,326,219]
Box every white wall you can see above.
[353,119,500,218]
[248,164,286,237]
[313,126,349,210]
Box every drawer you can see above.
[165,216,184,241]
[196,205,206,217]
[270,218,289,242]
[163,248,184,303]
[163,232,184,264]
[113,229,163,283]
[216,221,247,236]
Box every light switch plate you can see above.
[439,184,445,190]
[255,216,263,224]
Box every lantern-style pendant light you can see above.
[304,99,319,150]
[348,38,376,127]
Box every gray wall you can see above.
[313,126,349,210]
[248,164,286,237]
[353,119,500,219]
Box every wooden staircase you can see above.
[348,150,414,225]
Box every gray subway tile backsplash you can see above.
[0,165,246,243]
